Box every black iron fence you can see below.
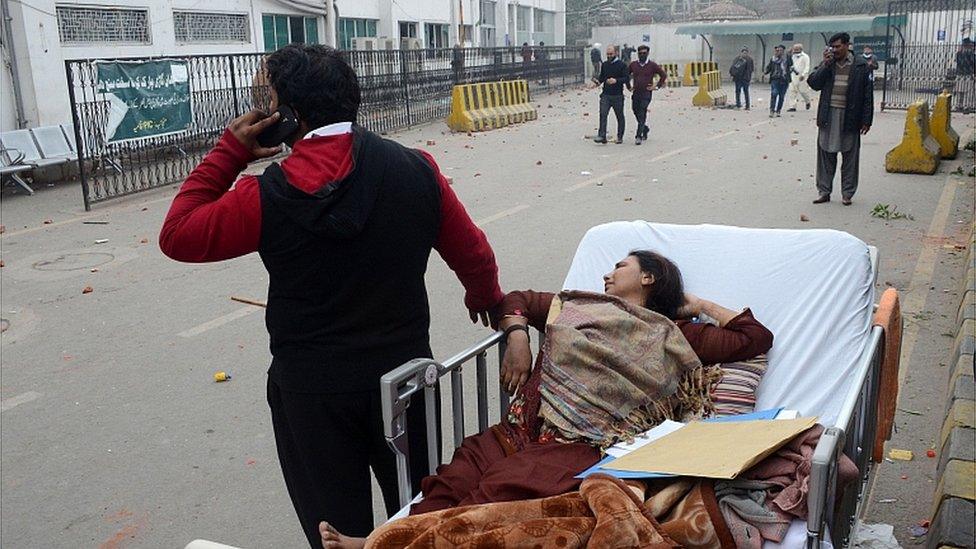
[882,0,976,113]
[65,46,585,209]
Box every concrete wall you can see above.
[590,24,706,65]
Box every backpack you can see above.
[730,56,748,78]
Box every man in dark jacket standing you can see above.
[808,32,874,205]
[764,45,791,117]
[730,47,755,110]
[592,44,630,144]
[159,45,504,547]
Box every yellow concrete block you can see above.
[933,460,976,504]
[941,399,976,449]
[931,92,960,159]
[446,80,536,133]
[885,100,941,174]
[693,71,726,107]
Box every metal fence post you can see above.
[400,49,411,126]
[228,55,240,117]
[64,60,91,211]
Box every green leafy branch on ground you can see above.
[871,203,914,221]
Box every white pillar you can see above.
[325,0,336,47]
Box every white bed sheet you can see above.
[561,221,875,426]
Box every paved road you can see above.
[1,84,973,548]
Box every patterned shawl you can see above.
[538,290,718,450]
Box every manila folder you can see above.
[607,417,818,479]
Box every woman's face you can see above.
[603,255,652,302]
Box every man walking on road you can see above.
[808,32,874,205]
[786,43,812,112]
[628,45,668,144]
[730,47,755,110]
[592,44,629,144]
[158,45,504,547]
[764,44,791,117]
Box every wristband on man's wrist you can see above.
[503,324,530,341]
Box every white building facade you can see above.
[0,0,565,131]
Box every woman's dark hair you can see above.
[629,250,684,319]
[265,44,361,128]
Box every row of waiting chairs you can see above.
[0,124,79,195]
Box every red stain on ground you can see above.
[98,523,140,549]
[104,508,133,522]
[98,509,147,549]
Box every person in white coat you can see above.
[786,43,812,111]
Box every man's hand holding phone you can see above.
[229,110,285,159]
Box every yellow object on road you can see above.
[213,371,231,382]
[660,63,682,87]
[446,80,537,133]
[885,100,941,175]
[692,71,727,107]
[929,92,959,160]
[888,448,914,461]
[683,61,718,86]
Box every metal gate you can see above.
[65,47,585,210]
[882,0,975,113]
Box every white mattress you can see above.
[562,221,874,426]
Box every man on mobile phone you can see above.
[807,32,874,206]
[159,45,504,547]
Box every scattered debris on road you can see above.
[888,448,914,461]
[800,214,810,222]
[82,286,93,294]
[231,296,267,308]
[94,239,109,244]
[213,371,232,382]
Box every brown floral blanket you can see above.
[365,475,734,549]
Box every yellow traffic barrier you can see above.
[885,100,941,175]
[930,91,959,159]
[661,63,682,88]
[446,80,537,133]
[682,61,718,87]
[692,71,727,107]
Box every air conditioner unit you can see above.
[383,38,397,50]
[350,37,379,50]
[400,37,423,50]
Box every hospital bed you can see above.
[380,221,897,549]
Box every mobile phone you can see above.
[257,105,299,148]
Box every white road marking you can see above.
[705,130,737,141]
[897,174,958,390]
[649,146,692,162]
[475,204,531,227]
[563,170,624,192]
[178,306,260,338]
[0,391,41,413]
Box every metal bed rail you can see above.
[380,331,509,508]
[806,326,884,548]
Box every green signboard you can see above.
[852,36,889,62]
[96,60,193,143]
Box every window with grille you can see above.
[174,11,250,44]
[56,5,151,44]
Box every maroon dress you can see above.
[411,290,773,515]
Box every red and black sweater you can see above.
[160,128,505,392]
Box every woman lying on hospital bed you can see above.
[321,250,773,548]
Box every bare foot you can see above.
[319,521,366,549]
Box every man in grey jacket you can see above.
[808,32,874,206]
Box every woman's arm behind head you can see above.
[678,307,774,365]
